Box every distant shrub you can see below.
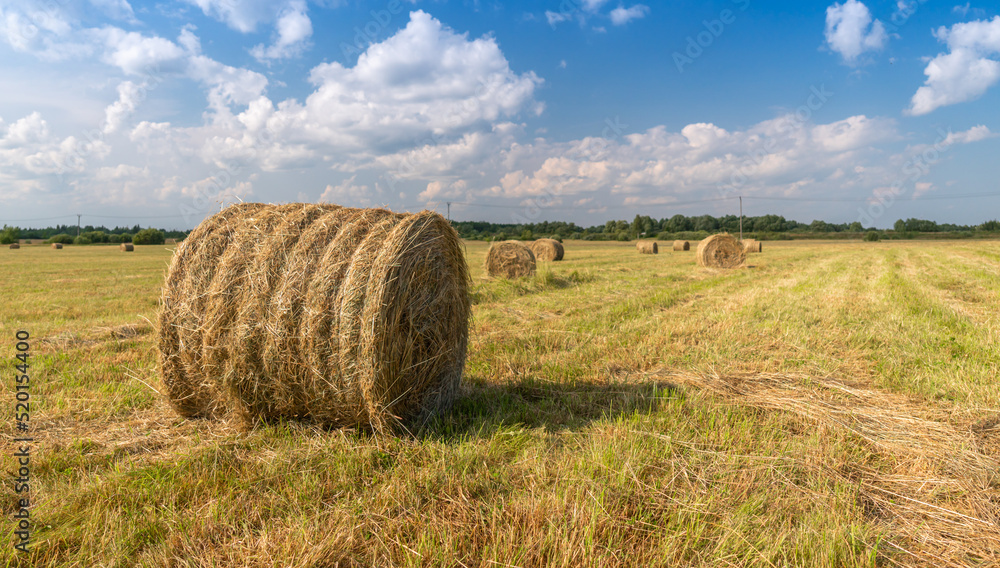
[47,234,75,244]
[73,236,92,245]
[863,231,880,242]
[132,228,165,245]
[80,230,108,243]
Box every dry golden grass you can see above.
[2,239,999,567]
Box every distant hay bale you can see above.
[51,243,63,249]
[637,241,658,254]
[9,244,20,249]
[672,240,690,251]
[530,238,564,261]
[742,239,762,253]
[696,234,746,268]
[120,243,134,252]
[485,241,536,278]
[156,203,471,432]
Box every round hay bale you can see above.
[530,238,564,262]
[485,241,536,278]
[51,243,63,249]
[742,239,762,253]
[120,243,134,252]
[696,234,745,268]
[637,241,658,254]
[156,203,471,431]
[9,243,19,249]
[672,240,690,251]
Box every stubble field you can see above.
[1,239,999,567]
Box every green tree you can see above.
[666,214,691,232]
[132,228,165,245]
[0,225,19,245]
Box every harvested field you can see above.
[3,239,1000,567]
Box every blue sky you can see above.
[1,0,999,229]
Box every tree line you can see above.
[452,215,1000,241]
[0,224,186,245]
[3,215,999,246]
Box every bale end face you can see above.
[530,238,564,262]
[485,241,536,278]
[696,234,745,268]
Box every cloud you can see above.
[907,16,1000,115]
[103,81,144,134]
[89,0,137,22]
[319,175,376,206]
[824,0,887,64]
[609,4,650,26]
[545,10,572,26]
[943,124,995,145]
[181,0,275,33]
[186,0,314,60]
[953,3,970,16]
[94,27,187,74]
[187,53,269,115]
[250,0,312,61]
[544,0,640,28]
[369,111,913,212]
[203,10,541,165]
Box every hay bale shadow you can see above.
[419,378,680,441]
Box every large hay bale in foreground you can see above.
[742,239,762,253]
[672,240,689,251]
[697,234,745,268]
[485,241,536,278]
[637,241,658,254]
[157,203,471,431]
[120,243,134,252]
[51,243,63,249]
[9,244,19,249]
[530,238,564,262]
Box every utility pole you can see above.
[77,214,81,237]
[739,197,743,241]
[447,202,451,221]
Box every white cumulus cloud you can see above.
[907,16,1000,115]
[824,0,887,64]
